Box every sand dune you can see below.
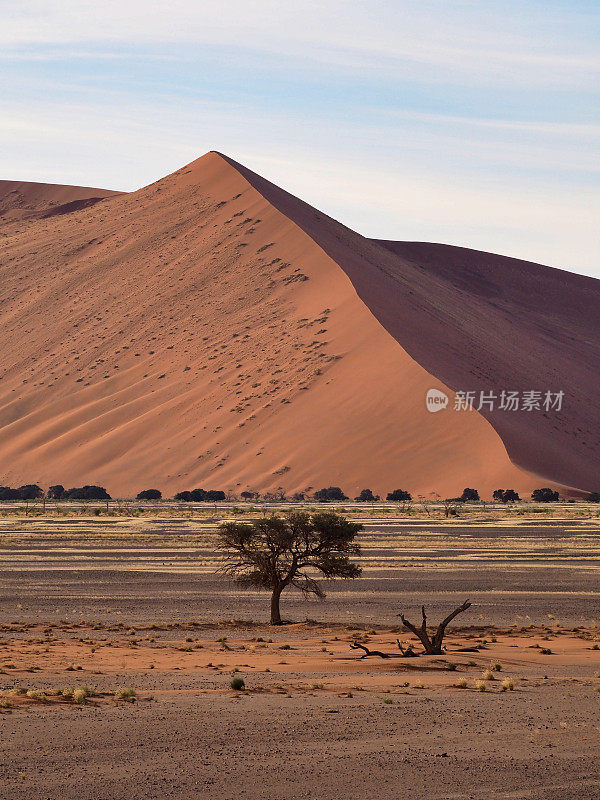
[0,180,122,224]
[0,152,596,497]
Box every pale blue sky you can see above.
[1,1,598,276]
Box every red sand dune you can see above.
[0,180,121,224]
[0,152,597,498]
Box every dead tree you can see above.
[349,640,417,659]
[350,642,392,659]
[398,600,471,655]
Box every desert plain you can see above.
[1,502,599,800]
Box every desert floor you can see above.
[1,511,599,799]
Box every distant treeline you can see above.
[0,483,598,503]
[0,485,111,501]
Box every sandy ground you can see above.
[1,513,600,799]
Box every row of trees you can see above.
[1,483,597,504]
[0,484,111,501]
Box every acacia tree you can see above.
[217,512,362,624]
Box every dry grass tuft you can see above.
[115,687,137,702]
[72,688,87,704]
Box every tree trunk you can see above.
[270,586,283,625]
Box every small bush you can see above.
[72,688,87,704]
[230,677,245,691]
[531,488,559,502]
[492,489,520,503]
[482,669,495,681]
[475,680,487,692]
[500,678,515,691]
[115,687,137,701]
[65,485,111,500]
[456,678,468,688]
[313,487,348,502]
[136,489,162,501]
[26,689,47,701]
[386,489,412,502]
[355,489,380,502]
[491,662,502,672]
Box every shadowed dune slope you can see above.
[219,154,600,493]
[0,152,550,498]
[0,180,122,224]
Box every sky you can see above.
[1,1,598,277]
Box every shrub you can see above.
[532,488,559,502]
[65,485,111,500]
[475,680,487,692]
[493,489,520,503]
[47,485,66,500]
[585,492,600,503]
[460,488,479,502]
[26,689,47,701]
[355,489,380,502]
[313,487,348,502]
[174,488,226,502]
[0,485,44,501]
[230,677,245,690]
[500,678,514,691]
[72,688,87,704]
[386,489,412,502]
[114,687,137,701]
[456,678,468,688]
[16,484,44,500]
[136,489,162,500]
